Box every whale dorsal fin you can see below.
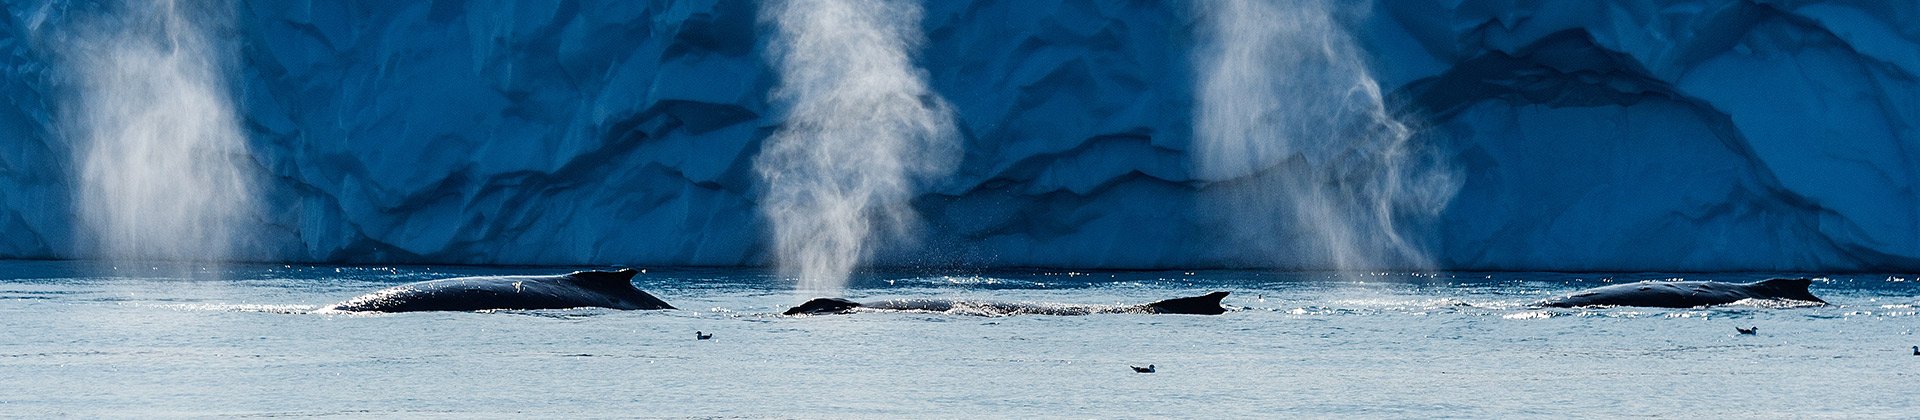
[566,269,640,290]
[1146,291,1229,315]
[565,268,676,310]
[1749,277,1826,304]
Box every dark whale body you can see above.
[324,269,674,312]
[783,291,1231,316]
[1539,278,1825,308]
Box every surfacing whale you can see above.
[783,291,1230,316]
[1538,278,1826,309]
[323,268,675,312]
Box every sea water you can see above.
[1,260,1915,417]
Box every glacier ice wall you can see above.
[0,0,1915,271]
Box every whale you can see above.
[323,268,675,312]
[782,291,1230,316]
[1538,278,1825,308]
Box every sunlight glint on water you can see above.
[0,262,1914,417]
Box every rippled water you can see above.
[2,261,1916,417]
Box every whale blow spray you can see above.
[62,0,260,264]
[1193,0,1457,271]
[758,0,958,296]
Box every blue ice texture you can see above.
[0,0,1914,271]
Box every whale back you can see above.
[324,268,675,312]
[1540,281,1741,308]
[1745,277,1825,304]
[783,293,1232,316]
[1541,278,1827,308]
[1145,291,1230,315]
[783,297,862,315]
[563,269,675,310]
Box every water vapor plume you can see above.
[59,0,260,264]
[1192,0,1458,271]
[758,0,958,296]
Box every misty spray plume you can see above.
[1192,0,1458,272]
[59,0,260,264]
[758,0,958,296]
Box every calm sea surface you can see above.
[1,260,1915,418]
